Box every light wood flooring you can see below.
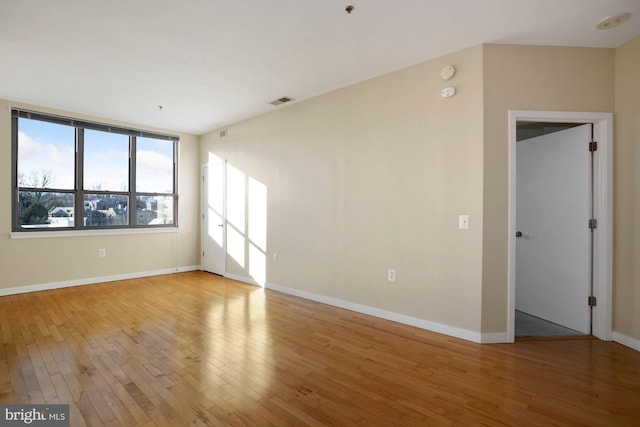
[1,271,639,426]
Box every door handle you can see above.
[218,224,224,227]
[516,231,522,238]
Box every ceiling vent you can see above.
[269,97,294,106]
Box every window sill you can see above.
[10,227,179,239]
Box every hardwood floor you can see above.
[1,271,639,426]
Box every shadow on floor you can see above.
[515,310,587,338]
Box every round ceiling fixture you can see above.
[596,13,630,30]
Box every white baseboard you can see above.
[177,265,202,273]
[0,265,202,297]
[613,332,640,353]
[480,332,511,344]
[261,281,483,344]
[0,269,519,346]
[224,275,512,344]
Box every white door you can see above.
[202,162,226,275]
[516,124,591,334]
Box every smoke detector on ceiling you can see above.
[596,13,630,30]
[269,97,294,106]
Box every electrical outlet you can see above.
[387,269,396,282]
[99,248,106,257]
[273,252,278,262]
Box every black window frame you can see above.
[11,109,179,232]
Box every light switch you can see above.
[459,215,470,230]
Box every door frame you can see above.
[201,161,227,275]
[507,110,613,342]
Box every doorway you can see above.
[202,161,226,275]
[508,111,613,342]
[515,123,590,337]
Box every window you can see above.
[12,109,178,232]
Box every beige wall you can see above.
[5,40,637,344]
[201,46,486,333]
[614,36,640,341]
[0,100,201,290]
[202,43,634,339]
[481,45,615,333]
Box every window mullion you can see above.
[173,141,179,227]
[11,115,19,231]
[75,128,84,229]
[130,136,136,227]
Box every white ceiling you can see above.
[1,1,639,135]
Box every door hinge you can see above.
[588,296,597,307]
[202,251,205,257]
[589,219,598,230]
[589,141,598,152]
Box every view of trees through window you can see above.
[13,111,178,231]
